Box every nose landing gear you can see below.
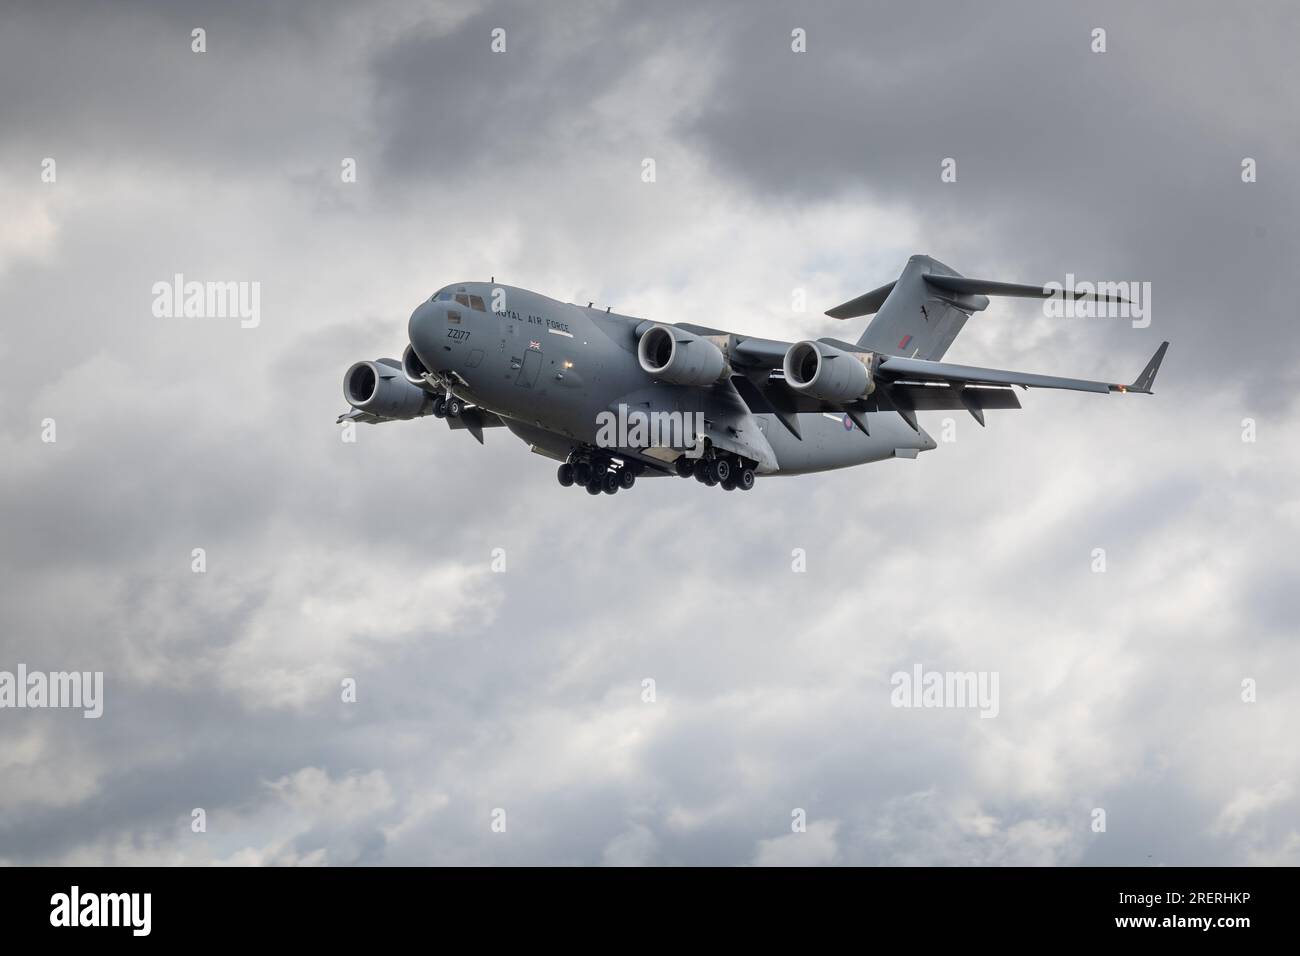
[432,393,463,419]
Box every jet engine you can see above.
[782,340,876,403]
[402,343,442,392]
[343,359,434,420]
[637,325,730,386]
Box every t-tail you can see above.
[826,254,1135,362]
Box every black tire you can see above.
[586,480,602,495]
[557,463,575,487]
[737,467,755,491]
[675,457,693,478]
[574,462,592,484]
[446,397,463,417]
[432,397,448,418]
[620,469,636,489]
[603,471,620,494]
[712,458,731,483]
[721,478,736,491]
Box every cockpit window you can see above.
[469,295,486,312]
[455,294,470,307]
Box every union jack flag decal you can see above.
[528,340,541,351]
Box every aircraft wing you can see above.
[659,322,1166,439]
[729,334,796,368]
[877,341,1168,395]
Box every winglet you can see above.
[1111,341,1168,394]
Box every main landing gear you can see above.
[555,447,755,496]
[676,452,756,492]
[557,448,643,496]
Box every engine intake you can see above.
[344,360,434,420]
[637,325,730,386]
[782,341,875,403]
[402,344,441,392]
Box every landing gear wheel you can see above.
[721,478,736,491]
[602,471,620,494]
[446,397,463,417]
[712,458,731,483]
[432,397,448,418]
[557,463,575,487]
[574,462,592,485]
[619,469,636,490]
[586,480,602,495]
[737,467,755,491]
[675,457,694,478]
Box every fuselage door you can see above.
[516,346,542,388]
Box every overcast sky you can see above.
[1,0,1297,865]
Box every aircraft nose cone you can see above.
[408,301,441,369]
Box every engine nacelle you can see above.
[782,340,875,403]
[402,344,442,393]
[637,325,730,386]
[343,359,433,420]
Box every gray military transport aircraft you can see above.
[340,254,1167,495]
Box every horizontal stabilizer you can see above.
[825,281,897,319]
[924,274,1130,304]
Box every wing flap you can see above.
[884,384,1022,412]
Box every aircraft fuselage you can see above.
[405,282,935,476]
